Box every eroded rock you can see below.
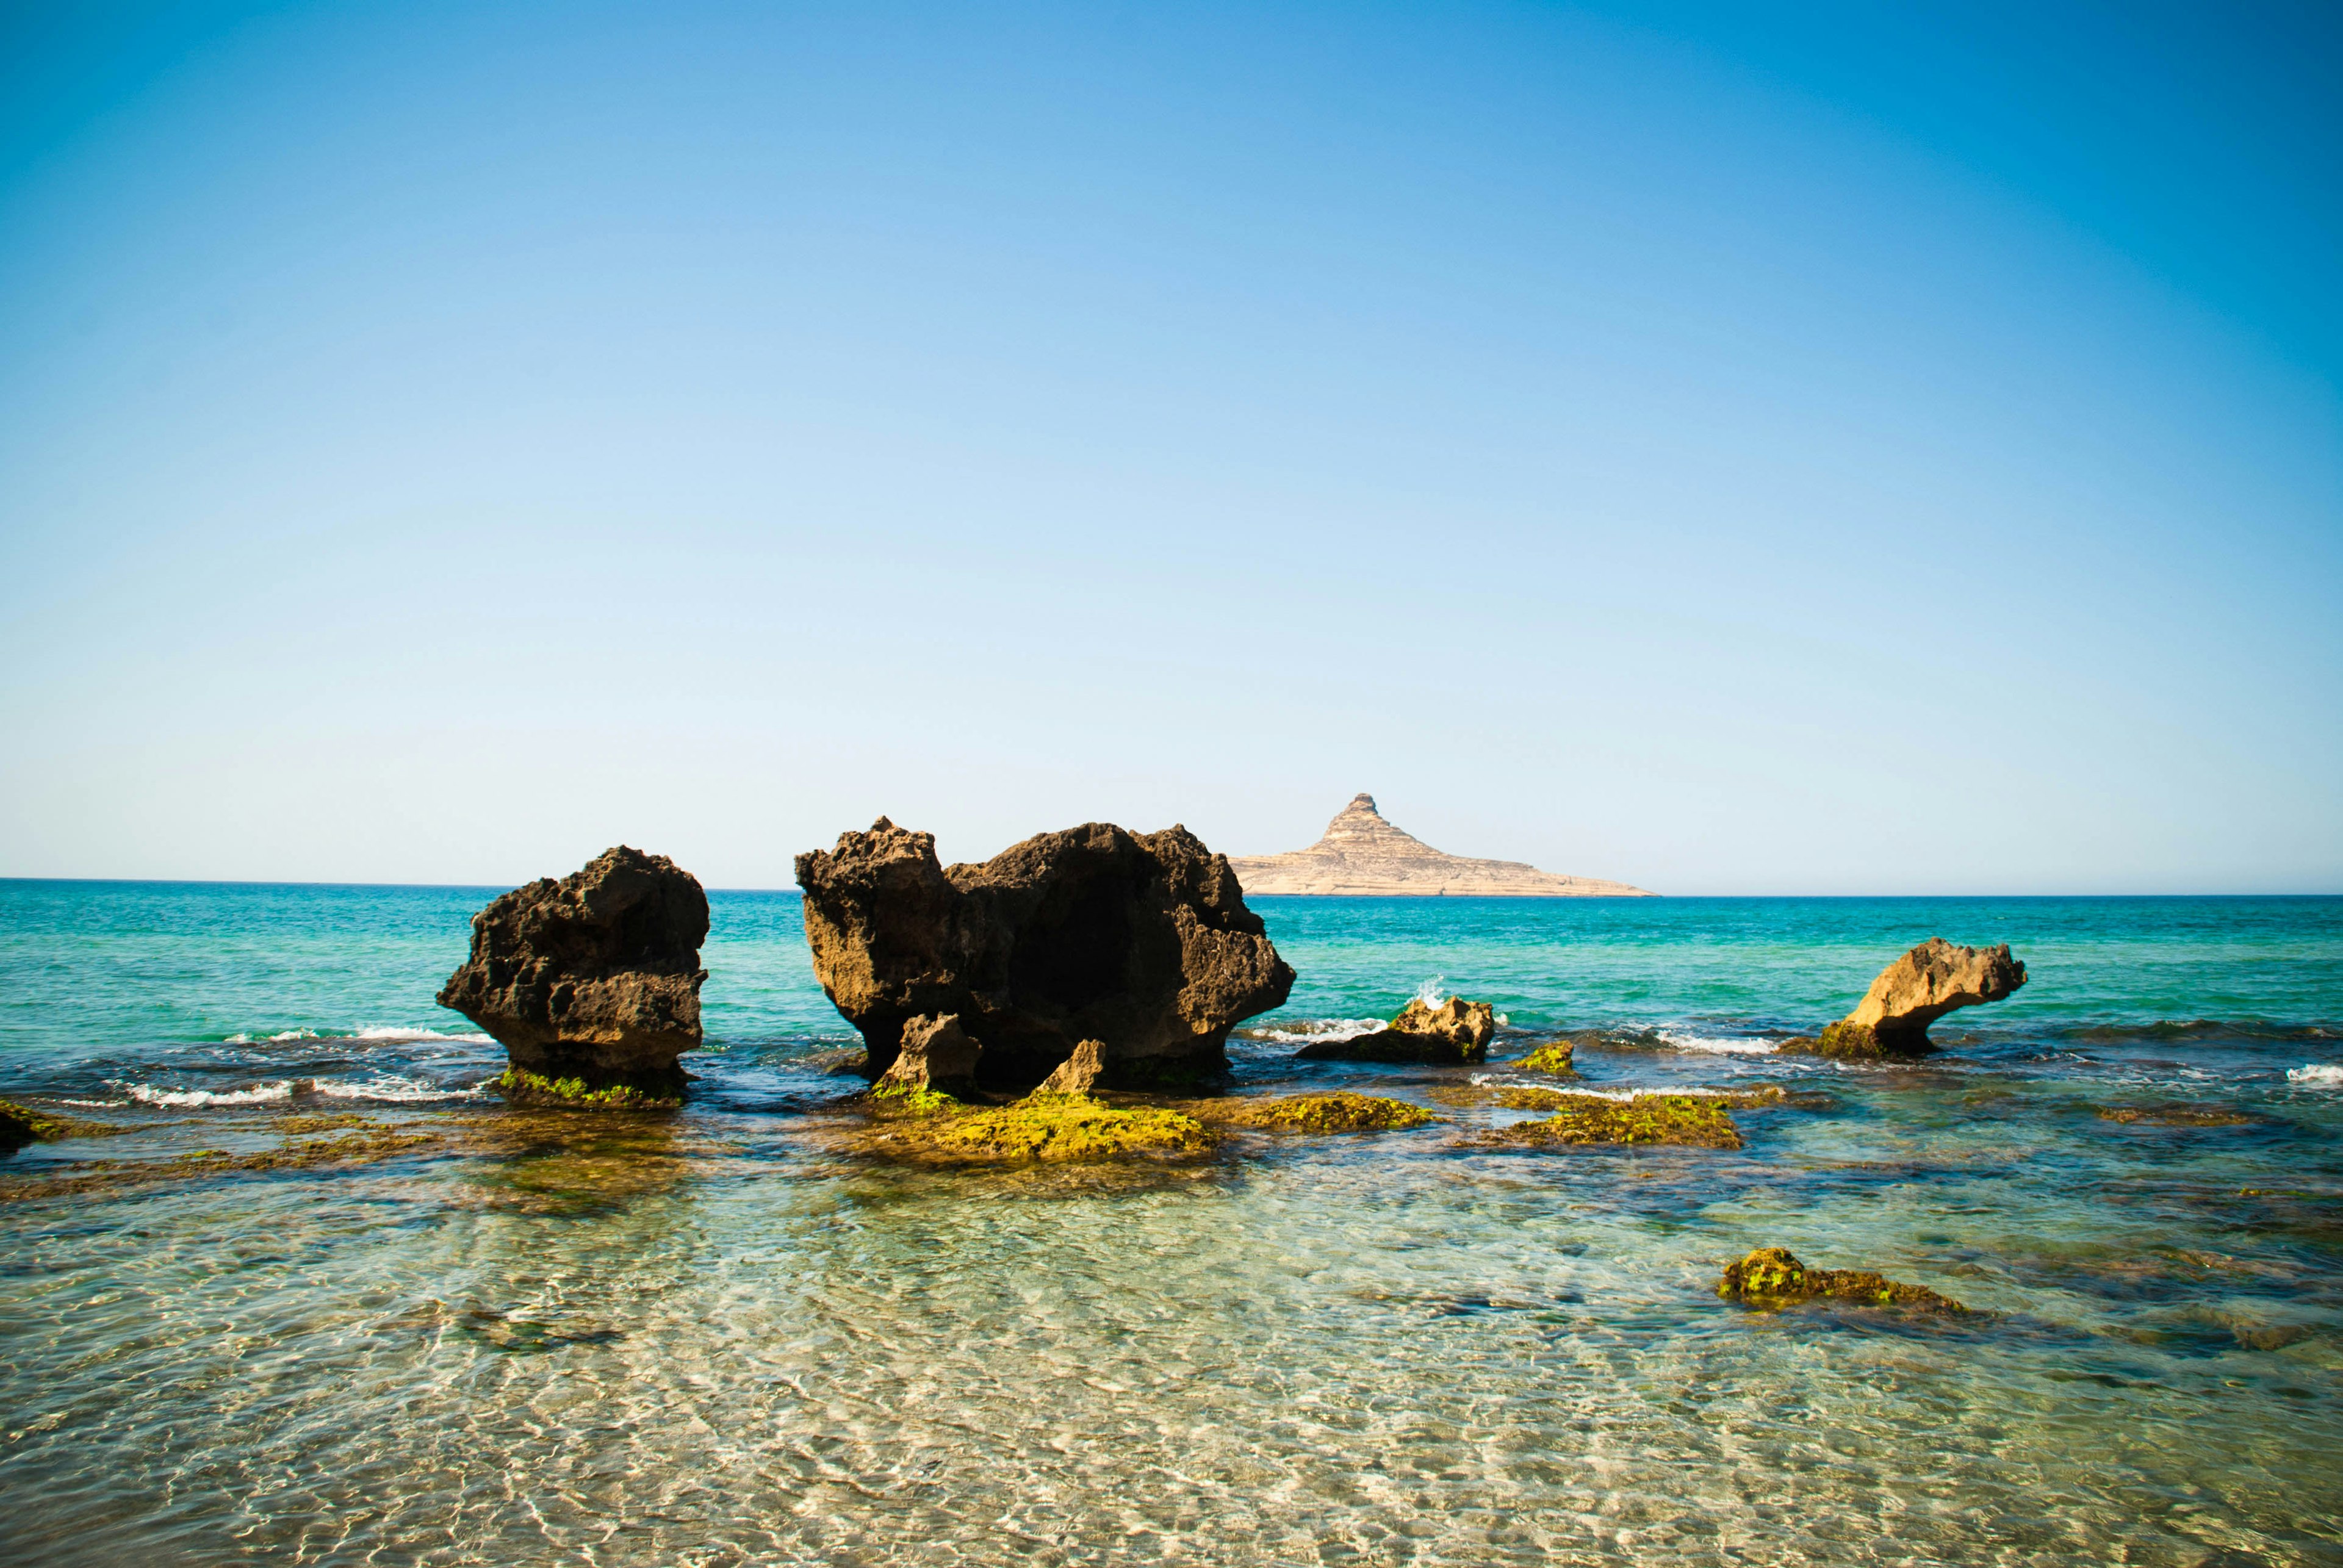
[438,846,708,1091]
[1037,1039,1106,1096]
[1815,938,2027,1057]
[795,818,1293,1088]
[1295,996,1497,1064]
[875,1013,985,1099]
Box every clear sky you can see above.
[1,0,2336,894]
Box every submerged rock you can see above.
[438,846,709,1092]
[1474,1091,1744,1149]
[862,1091,1214,1165]
[1813,938,2028,1057]
[874,1014,984,1099]
[1222,1091,1439,1133]
[1,1098,79,1152]
[1718,1246,1967,1312]
[2095,1101,2255,1127]
[1295,996,1498,1065]
[794,818,1293,1088]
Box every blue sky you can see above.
[0,0,2335,893]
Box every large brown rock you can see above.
[795,818,1294,1087]
[437,846,708,1087]
[1816,938,2027,1057]
[1297,996,1497,1065]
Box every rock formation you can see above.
[1296,996,1498,1064]
[874,1014,984,1098]
[437,846,708,1090]
[1037,1039,1107,1096]
[1228,794,1653,897]
[794,818,1294,1088]
[1816,938,2028,1057]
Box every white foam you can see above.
[58,1098,121,1109]
[1250,1018,1390,1045]
[2287,1064,2343,1087]
[222,1029,322,1045]
[1656,1032,1779,1056]
[1411,976,1449,1009]
[315,1074,484,1104]
[124,1080,298,1107]
[351,1027,495,1044]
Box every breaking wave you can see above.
[1655,1032,1779,1056]
[117,1074,485,1107]
[2287,1064,2343,1088]
[1245,1018,1389,1045]
[222,1026,492,1046]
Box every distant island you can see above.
[1227,794,1655,897]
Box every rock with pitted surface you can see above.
[1037,1039,1107,1096]
[795,818,1294,1088]
[1229,794,1654,897]
[1297,996,1498,1065]
[1815,938,2028,1057]
[874,1013,984,1098]
[437,846,708,1088]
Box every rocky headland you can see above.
[796,817,1294,1089]
[1228,794,1653,897]
[437,846,710,1098]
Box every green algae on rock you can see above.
[2095,1102,2256,1127]
[0,1098,118,1151]
[917,1094,1213,1163]
[1718,1246,1968,1312]
[2,1124,440,1204]
[1511,1040,1579,1077]
[492,1066,683,1110]
[1477,1092,1745,1149]
[1223,1091,1438,1134]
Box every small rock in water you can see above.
[1718,1246,1967,1312]
[1511,1040,1578,1076]
[1295,996,1498,1064]
[874,1014,984,1099]
[1810,938,2027,1058]
[1036,1039,1106,1096]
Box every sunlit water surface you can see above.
[2,883,2339,1564]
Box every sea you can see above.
[2,880,2339,1565]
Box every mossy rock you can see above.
[1479,1092,1744,1149]
[492,1067,682,1110]
[1808,1022,1935,1060]
[0,1097,115,1151]
[2095,1102,2255,1127]
[869,1082,965,1116]
[919,1094,1212,1163]
[1718,1246,1967,1312]
[1227,1091,1439,1134]
[1511,1041,1579,1077]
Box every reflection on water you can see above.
[4,1050,2341,1567]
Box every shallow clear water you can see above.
[2,882,2340,1564]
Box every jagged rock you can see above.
[876,1014,984,1098]
[1229,794,1654,896]
[795,818,1294,1088]
[437,846,708,1089]
[1815,938,2028,1057]
[1296,996,1497,1064]
[1718,1246,1967,1312]
[1037,1039,1106,1096]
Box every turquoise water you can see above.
[3,881,2341,1564]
